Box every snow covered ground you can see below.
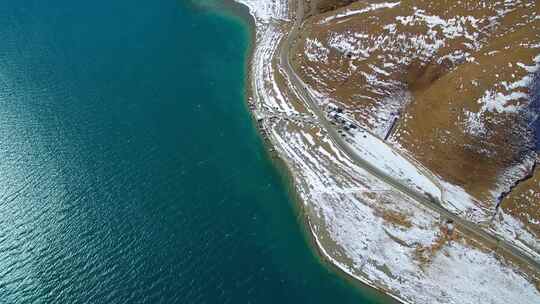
[317,1,401,25]
[346,127,441,199]
[491,209,540,261]
[235,0,289,22]
[235,0,540,303]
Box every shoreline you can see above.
[220,1,540,304]
[222,0,399,302]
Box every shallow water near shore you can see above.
[0,0,389,302]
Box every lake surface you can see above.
[0,0,388,302]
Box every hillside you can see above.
[291,0,539,257]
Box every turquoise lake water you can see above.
[0,0,389,302]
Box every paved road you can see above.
[279,0,540,273]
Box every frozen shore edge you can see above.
[230,1,540,303]
[228,0,404,301]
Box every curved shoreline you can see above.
[223,0,398,302]
[224,1,540,304]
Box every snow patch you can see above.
[318,1,401,25]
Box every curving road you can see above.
[279,0,540,273]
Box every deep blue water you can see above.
[0,0,388,303]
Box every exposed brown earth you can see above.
[376,207,412,229]
[304,0,356,15]
[501,165,540,238]
[414,222,460,267]
[395,21,538,203]
[291,0,539,230]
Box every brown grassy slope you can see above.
[306,0,356,14]
[292,0,539,208]
[292,0,517,132]
[395,23,539,202]
[501,166,540,238]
